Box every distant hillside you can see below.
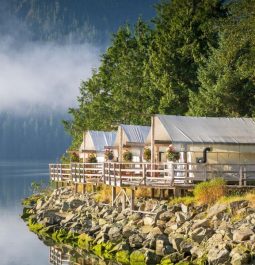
[5,0,157,43]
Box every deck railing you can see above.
[49,162,255,187]
[49,163,103,184]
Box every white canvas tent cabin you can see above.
[113,124,151,162]
[149,115,255,165]
[79,130,116,162]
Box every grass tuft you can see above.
[194,177,226,205]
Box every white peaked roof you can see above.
[120,124,151,144]
[156,115,255,144]
[89,131,116,151]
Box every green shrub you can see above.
[194,177,226,205]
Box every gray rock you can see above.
[143,216,155,226]
[233,227,254,242]
[175,212,187,224]
[129,233,144,248]
[230,246,251,265]
[192,218,210,230]
[191,227,214,243]
[171,234,185,252]
[108,225,122,242]
[207,246,230,265]
[207,203,228,219]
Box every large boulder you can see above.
[130,248,160,265]
[108,225,122,242]
[207,246,230,265]
[233,227,254,242]
[207,203,228,219]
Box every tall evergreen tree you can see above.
[147,0,226,114]
[189,0,255,117]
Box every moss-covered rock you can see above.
[116,250,130,265]
[78,233,93,250]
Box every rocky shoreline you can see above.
[22,187,255,265]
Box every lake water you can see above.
[0,160,116,265]
[0,160,50,265]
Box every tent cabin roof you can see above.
[81,130,116,152]
[152,115,255,145]
[114,124,151,146]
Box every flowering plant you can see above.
[143,147,151,161]
[104,149,114,161]
[87,153,97,163]
[123,150,133,162]
[166,144,180,162]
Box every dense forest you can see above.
[64,0,255,150]
[0,0,157,160]
[3,0,156,43]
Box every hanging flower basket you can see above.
[166,144,180,162]
[87,153,97,163]
[143,147,151,162]
[104,149,114,161]
[123,150,133,162]
[70,152,80,162]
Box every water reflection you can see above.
[49,246,119,265]
[0,160,119,265]
[0,160,50,265]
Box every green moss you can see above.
[130,250,146,265]
[78,233,93,250]
[193,255,208,265]
[22,194,42,207]
[116,250,130,265]
[28,218,44,233]
[160,259,174,265]
[175,262,191,265]
[21,207,33,220]
[169,196,195,206]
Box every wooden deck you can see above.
[49,162,255,188]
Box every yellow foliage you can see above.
[194,178,226,205]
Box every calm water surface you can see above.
[0,160,50,265]
[0,160,117,265]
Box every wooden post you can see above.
[103,162,106,183]
[119,163,122,186]
[143,163,146,185]
[151,115,155,163]
[119,126,123,163]
[239,165,243,186]
[122,188,127,211]
[114,163,117,186]
[75,183,78,193]
[82,184,86,194]
[151,188,155,198]
[244,166,247,186]
[130,189,135,210]
[112,186,116,206]
[160,189,164,199]
[108,162,111,185]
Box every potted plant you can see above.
[123,150,133,162]
[87,153,98,163]
[166,144,180,162]
[143,147,151,162]
[104,149,114,161]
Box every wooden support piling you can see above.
[112,186,116,207]
[122,188,127,211]
[130,189,135,210]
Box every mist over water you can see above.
[0,38,100,115]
